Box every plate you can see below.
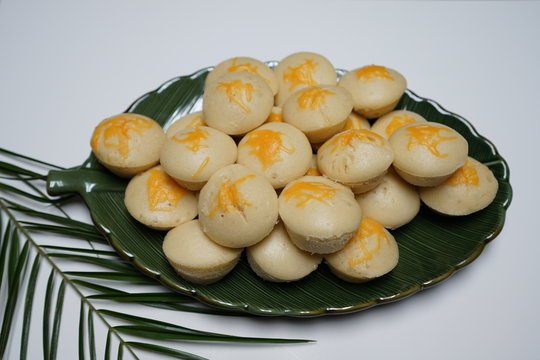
[46,65,513,317]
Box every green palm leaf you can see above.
[21,255,40,360]
[0,152,312,360]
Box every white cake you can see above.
[90,113,165,178]
[278,176,362,254]
[124,166,197,230]
[198,164,279,248]
[163,220,242,284]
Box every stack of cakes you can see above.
[89,52,499,285]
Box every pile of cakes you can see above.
[90,52,499,285]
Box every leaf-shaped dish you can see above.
[47,65,512,317]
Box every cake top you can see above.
[91,113,165,175]
[317,129,394,182]
[279,176,362,239]
[237,122,312,188]
[390,122,468,177]
[274,52,337,106]
[205,56,279,95]
[371,110,427,139]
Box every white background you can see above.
[1,0,538,359]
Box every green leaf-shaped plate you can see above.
[47,64,512,317]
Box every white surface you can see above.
[1,0,538,359]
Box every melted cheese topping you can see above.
[146,169,186,211]
[217,80,254,113]
[208,175,255,217]
[91,114,154,158]
[355,65,393,81]
[173,127,209,152]
[445,160,479,186]
[283,58,318,91]
[306,166,321,176]
[241,129,294,169]
[297,87,334,110]
[267,111,283,123]
[385,115,417,137]
[406,124,457,158]
[192,156,210,178]
[324,129,385,154]
[283,180,337,208]
[227,58,259,74]
[347,218,388,267]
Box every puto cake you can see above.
[274,52,337,106]
[305,155,322,176]
[343,112,371,131]
[90,113,166,178]
[325,218,399,283]
[165,111,205,138]
[203,72,274,135]
[310,112,369,150]
[163,220,242,284]
[198,164,279,248]
[247,222,322,282]
[205,56,279,96]
[282,85,353,143]
[237,122,312,189]
[124,166,197,230]
[338,64,407,119]
[389,122,468,187]
[355,168,420,229]
[279,176,362,254]
[317,129,394,193]
[160,126,237,191]
[419,157,499,216]
[371,110,427,139]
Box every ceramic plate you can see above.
[47,65,512,317]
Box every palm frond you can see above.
[123,342,209,360]
[0,160,47,180]
[20,255,41,360]
[0,232,29,357]
[0,150,313,359]
[0,147,65,170]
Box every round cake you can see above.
[237,122,312,189]
[389,122,469,187]
[278,176,362,254]
[198,164,279,248]
[205,56,279,95]
[317,129,394,193]
[124,166,198,230]
[419,157,499,216]
[325,218,399,283]
[338,64,407,119]
[162,220,242,284]
[160,126,237,191]
[90,113,166,178]
[247,222,322,282]
[165,111,206,138]
[203,71,274,135]
[274,52,337,106]
[282,85,353,143]
[355,168,420,229]
[371,110,427,139]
